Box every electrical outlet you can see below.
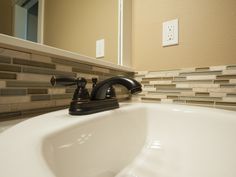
[96,39,105,58]
[162,19,178,47]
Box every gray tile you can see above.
[186,100,214,105]
[51,93,73,100]
[31,95,51,101]
[180,71,222,76]
[195,92,210,96]
[141,97,161,102]
[0,88,27,96]
[0,64,21,72]
[0,56,11,64]
[226,65,236,70]
[173,80,212,84]
[155,84,176,89]
[22,66,76,77]
[195,67,210,72]
[0,72,17,79]
[0,112,22,121]
[167,95,179,99]
[214,80,229,84]
[6,81,51,87]
[13,58,55,69]
[28,88,48,94]
[216,75,236,79]
[173,76,187,81]
[215,101,236,106]
[227,93,236,97]
[220,84,236,88]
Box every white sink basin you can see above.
[0,103,236,177]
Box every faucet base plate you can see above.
[69,99,119,115]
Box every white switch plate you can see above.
[96,39,105,58]
[162,19,178,47]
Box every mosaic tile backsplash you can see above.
[135,65,236,111]
[0,47,133,121]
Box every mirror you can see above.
[0,0,132,66]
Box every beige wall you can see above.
[44,0,118,64]
[123,0,132,67]
[132,0,236,71]
[0,0,12,36]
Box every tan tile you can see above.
[0,104,11,113]
[30,54,51,63]
[180,92,195,96]
[134,76,143,82]
[56,64,72,72]
[92,66,110,73]
[180,67,196,72]
[193,88,208,92]
[161,99,173,103]
[230,79,236,84]
[0,96,30,104]
[176,84,191,88]
[0,48,4,53]
[10,100,56,112]
[135,71,148,76]
[48,88,66,94]
[147,70,179,77]
[143,87,157,92]
[222,70,236,75]
[209,92,226,97]
[165,71,179,77]
[150,80,172,85]
[0,81,6,88]
[0,48,30,59]
[145,94,167,99]
[17,73,51,82]
[210,65,226,71]
[76,73,98,79]
[208,88,236,93]
[55,99,71,106]
[190,84,219,88]
[146,72,166,77]
[116,94,130,100]
[186,75,216,80]
[222,97,236,102]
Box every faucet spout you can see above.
[90,76,142,100]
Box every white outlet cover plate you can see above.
[96,39,105,58]
[162,19,179,47]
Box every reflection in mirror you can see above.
[0,0,132,66]
[14,0,39,42]
[44,0,119,64]
[0,0,42,43]
[0,0,13,36]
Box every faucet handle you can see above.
[92,77,98,88]
[73,77,90,101]
[77,77,87,88]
